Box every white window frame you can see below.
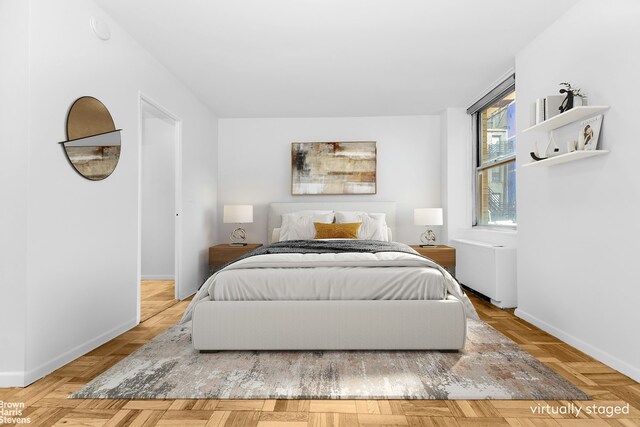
[468,75,517,229]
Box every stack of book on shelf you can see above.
[530,95,565,126]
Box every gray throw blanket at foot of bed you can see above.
[181,240,479,323]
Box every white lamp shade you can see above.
[414,208,443,226]
[223,205,253,223]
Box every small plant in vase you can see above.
[559,82,587,113]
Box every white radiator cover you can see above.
[450,239,517,308]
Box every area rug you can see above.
[71,320,589,400]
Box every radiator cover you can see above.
[450,239,517,308]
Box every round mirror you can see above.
[63,96,121,181]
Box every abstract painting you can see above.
[291,142,377,195]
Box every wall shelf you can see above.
[522,150,609,168]
[58,129,122,147]
[521,106,610,133]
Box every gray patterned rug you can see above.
[71,320,589,400]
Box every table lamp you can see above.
[414,208,443,247]
[223,205,253,246]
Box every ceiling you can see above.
[95,0,578,118]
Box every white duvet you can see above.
[181,251,479,322]
[212,266,446,301]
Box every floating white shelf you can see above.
[521,106,610,133]
[522,150,610,168]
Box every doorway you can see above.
[138,94,182,323]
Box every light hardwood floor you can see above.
[1,290,639,426]
[140,280,178,322]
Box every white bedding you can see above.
[212,266,446,301]
[182,251,479,322]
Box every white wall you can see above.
[141,115,175,280]
[440,108,473,244]
[218,116,440,244]
[0,0,218,386]
[0,0,29,387]
[515,0,640,381]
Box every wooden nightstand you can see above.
[410,245,456,269]
[209,243,263,271]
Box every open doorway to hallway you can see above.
[139,95,182,322]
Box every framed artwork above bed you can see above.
[291,141,377,195]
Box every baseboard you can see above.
[22,318,138,386]
[0,371,26,388]
[515,308,640,382]
[141,275,175,281]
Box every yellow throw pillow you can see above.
[314,222,362,239]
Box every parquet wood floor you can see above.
[140,281,178,322]
[2,289,639,426]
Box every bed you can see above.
[182,202,477,351]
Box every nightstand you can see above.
[410,245,456,269]
[209,243,263,271]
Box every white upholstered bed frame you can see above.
[192,202,467,351]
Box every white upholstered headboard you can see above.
[268,202,397,243]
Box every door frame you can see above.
[137,92,183,322]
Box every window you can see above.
[468,76,516,227]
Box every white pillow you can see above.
[334,211,389,241]
[271,227,282,243]
[280,211,335,241]
[289,210,333,216]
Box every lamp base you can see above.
[420,228,437,246]
[229,227,247,246]
[419,244,438,247]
